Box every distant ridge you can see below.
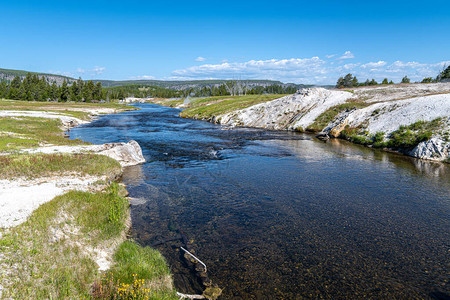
[93,79,306,90]
[0,67,325,90]
[0,68,75,85]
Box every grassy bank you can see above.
[0,99,136,121]
[0,99,138,152]
[0,153,122,179]
[180,94,288,119]
[150,94,288,119]
[306,102,370,132]
[0,100,177,299]
[0,184,176,299]
[339,118,447,150]
[0,117,88,151]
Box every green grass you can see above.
[179,94,288,119]
[386,118,442,149]
[0,100,176,298]
[0,99,137,121]
[0,99,139,151]
[150,98,184,107]
[92,241,177,299]
[0,135,41,151]
[0,184,128,298]
[0,99,131,110]
[0,117,88,151]
[306,102,370,132]
[0,153,122,179]
[0,183,176,299]
[339,118,444,150]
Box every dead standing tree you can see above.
[223,80,249,96]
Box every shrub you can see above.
[386,119,441,149]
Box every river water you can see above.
[71,103,450,299]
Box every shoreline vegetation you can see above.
[0,100,178,299]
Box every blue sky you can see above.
[1,0,449,84]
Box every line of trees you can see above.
[0,74,103,102]
[105,85,182,99]
[184,81,297,97]
[107,81,298,99]
[336,66,450,88]
[336,74,398,88]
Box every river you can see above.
[70,103,450,299]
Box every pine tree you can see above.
[84,80,95,102]
[336,73,358,88]
[437,65,450,82]
[421,77,434,83]
[401,76,410,84]
[382,78,389,85]
[94,82,102,100]
[51,82,58,101]
[60,80,69,102]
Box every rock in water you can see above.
[408,138,449,162]
[99,140,146,167]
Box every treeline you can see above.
[336,66,450,88]
[0,74,301,102]
[183,82,297,97]
[0,74,103,102]
[105,82,298,100]
[105,85,182,99]
[336,74,399,88]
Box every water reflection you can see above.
[274,138,450,184]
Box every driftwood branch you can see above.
[176,292,205,299]
[181,246,207,273]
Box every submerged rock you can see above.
[315,132,330,141]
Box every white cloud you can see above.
[195,57,207,62]
[129,75,156,80]
[339,51,355,60]
[172,57,328,83]
[169,57,449,84]
[361,61,387,69]
[48,66,106,79]
[48,70,75,77]
[92,66,106,75]
[326,54,336,59]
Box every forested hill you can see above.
[94,79,307,90]
[0,68,74,85]
[1,67,324,92]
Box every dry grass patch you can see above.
[0,117,88,151]
[0,153,121,179]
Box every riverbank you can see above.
[0,100,177,299]
[153,83,450,163]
